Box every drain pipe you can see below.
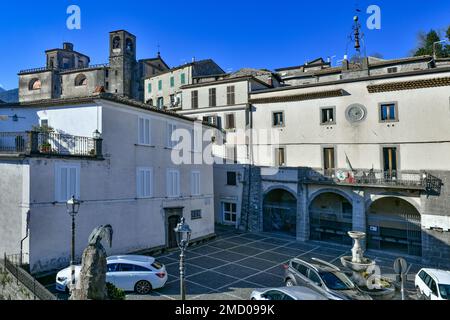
[19,210,30,266]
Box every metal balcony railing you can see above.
[302,168,442,193]
[0,131,102,158]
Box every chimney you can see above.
[63,42,74,51]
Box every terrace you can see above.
[0,131,103,159]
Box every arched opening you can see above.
[367,197,422,256]
[112,36,121,49]
[263,188,297,236]
[309,192,353,245]
[74,74,87,87]
[126,38,133,52]
[29,78,41,91]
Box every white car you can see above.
[56,255,168,295]
[251,286,328,300]
[415,268,450,300]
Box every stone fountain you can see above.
[340,231,396,300]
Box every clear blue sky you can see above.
[0,0,449,89]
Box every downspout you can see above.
[19,210,30,266]
[246,102,254,232]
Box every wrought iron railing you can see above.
[302,168,436,191]
[3,253,56,300]
[18,67,54,74]
[0,131,102,158]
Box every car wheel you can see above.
[135,280,152,295]
[286,279,295,287]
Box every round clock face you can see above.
[346,104,366,122]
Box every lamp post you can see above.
[66,195,81,292]
[433,40,447,60]
[174,217,191,300]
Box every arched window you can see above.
[126,38,133,52]
[74,74,87,87]
[112,36,121,49]
[29,78,41,91]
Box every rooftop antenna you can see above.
[157,43,161,57]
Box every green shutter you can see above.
[181,73,186,85]
[148,83,152,93]
[158,80,162,90]
[170,77,174,87]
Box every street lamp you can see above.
[174,217,192,300]
[66,195,81,292]
[433,40,447,60]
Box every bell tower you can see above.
[108,30,137,98]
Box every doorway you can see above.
[166,208,183,249]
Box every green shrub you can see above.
[106,282,125,300]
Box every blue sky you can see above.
[0,0,449,89]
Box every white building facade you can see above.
[0,94,216,274]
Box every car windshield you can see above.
[439,284,450,300]
[320,271,355,290]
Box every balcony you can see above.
[0,132,103,159]
[300,168,442,194]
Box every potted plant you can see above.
[32,124,54,153]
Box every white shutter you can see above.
[191,171,200,196]
[145,119,150,145]
[61,167,68,201]
[139,118,144,144]
[137,168,153,198]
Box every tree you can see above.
[414,28,450,58]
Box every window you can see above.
[307,269,322,286]
[170,76,175,87]
[227,172,237,186]
[157,97,164,109]
[181,73,186,85]
[387,67,398,74]
[138,117,151,145]
[74,74,87,86]
[275,147,286,167]
[321,107,335,125]
[137,167,153,198]
[107,263,119,272]
[272,111,284,127]
[191,90,199,109]
[227,86,235,105]
[225,113,235,130]
[382,147,398,178]
[294,263,308,277]
[40,119,49,127]
[209,88,216,107]
[203,115,221,128]
[191,171,201,196]
[105,69,109,78]
[379,103,398,122]
[170,94,175,107]
[323,147,335,175]
[167,123,178,148]
[158,80,162,91]
[147,83,152,93]
[167,169,180,197]
[118,264,134,272]
[133,265,151,272]
[55,163,80,202]
[29,78,41,91]
[430,279,439,297]
[222,202,237,223]
[191,210,202,220]
[105,81,109,90]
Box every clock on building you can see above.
[346,104,367,123]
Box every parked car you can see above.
[56,255,168,294]
[415,268,450,300]
[251,286,328,300]
[284,258,372,300]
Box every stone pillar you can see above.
[297,183,309,241]
[352,190,367,249]
[239,166,262,233]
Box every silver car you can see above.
[251,286,328,300]
[284,258,372,300]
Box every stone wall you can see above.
[239,166,262,232]
[0,263,35,300]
